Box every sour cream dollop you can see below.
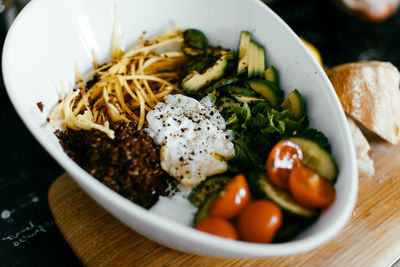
[146,94,235,188]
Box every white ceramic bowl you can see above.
[3,0,358,257]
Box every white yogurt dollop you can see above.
[149,185,196,225]
[146,94,235,188]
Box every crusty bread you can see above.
[327,61,400,145]
[347,116,374,177]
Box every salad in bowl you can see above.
[2,0,357,257]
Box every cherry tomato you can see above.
[289,165,336,208]
[194,216,239,240]
[209,174,250,219]
[237,200,283,243]
[266,140,303,189]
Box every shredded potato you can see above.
[49,11,186,138]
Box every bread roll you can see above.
[347,116,374,177]
[327,61,400,145]
[332,0,400,22]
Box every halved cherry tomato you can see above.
[266,140,303,189]
[194,216,239,240]
[209,174,250,219]
[289,165,336,208]
[237,200,282,243]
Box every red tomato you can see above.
[209,174,250,219]
[289,165,336,208]
[237,200,283,243]
[266,140,303,189]
[194,216,239,240]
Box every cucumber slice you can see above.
[188,175,231,207]
[258,173,318,218]
[193,192,219,225]
[281,89,306,120]
[257,43,265,77]
[265,66,279,85]
[247,40,265,78]
[237,31,265,77]
[288,137,338,183]
[246,79,283,107]
[237,31,251,75]
[247,41,256,78]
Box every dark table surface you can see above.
[1,0,400,266]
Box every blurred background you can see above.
[0,0,399,266]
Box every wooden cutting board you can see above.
[48,140,400,267]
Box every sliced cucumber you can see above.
[258,173,318,218]
[188,175,231,207]
[182,52,231,94]
[247,40,265,78]
[264,66,279,85]
[256,43,265,77]
[247,40,256,78]
[288,137,338,183]
[236,31,265,78]
[246,79,283,108]
[237,31,251,75]
[193,192,218,225]
[281,89,306,120]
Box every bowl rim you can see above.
[2,0,358,257]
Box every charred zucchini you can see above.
[182,52,232,94]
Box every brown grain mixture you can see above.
[55,121,177,208]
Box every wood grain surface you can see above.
[48,140,400,267]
